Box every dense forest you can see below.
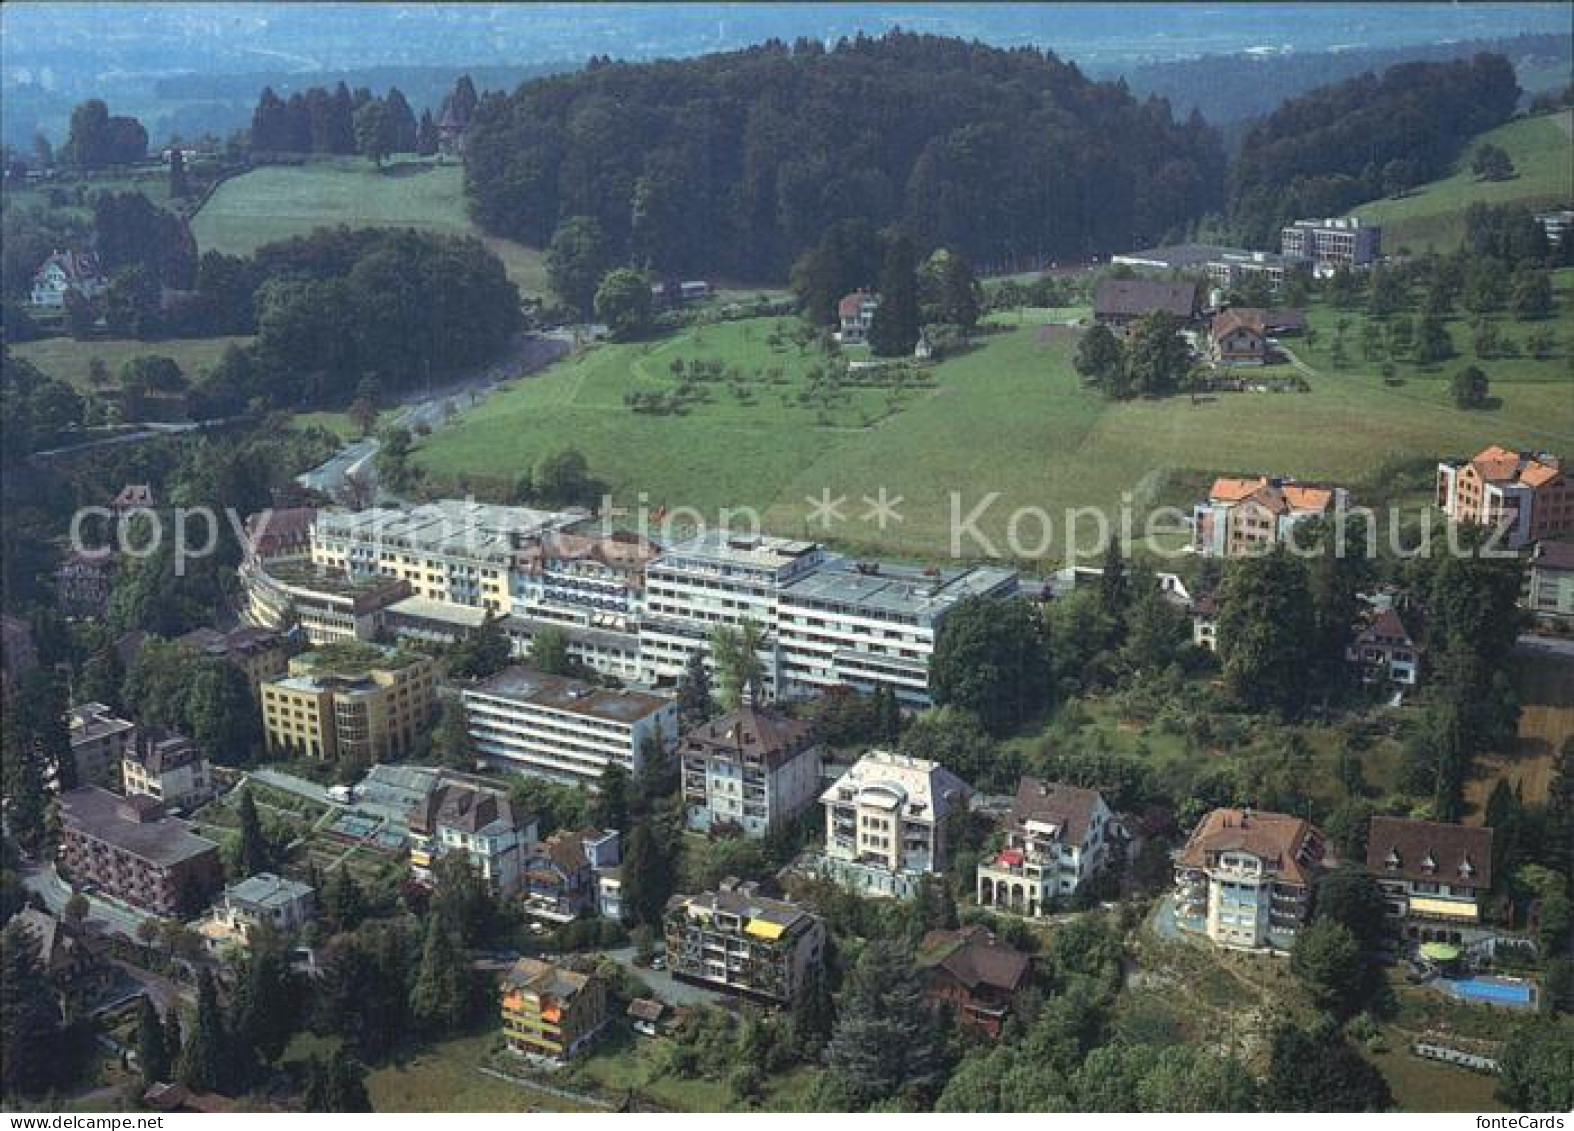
[1228,53,1521,247]
[463,32,1225,279]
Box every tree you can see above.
[304,1047,373,1112]
[1290,918,1368,1018]
[546,215,613,320]
[930,597,1051,735]
[594,268,654,340]
[710,619,767,709]
[1121,579,1190,673]
[64,99,147,169]
[449,614,512,679]
[229,925,297,1065]
[179,968,228,1094]
[622,818,674,928]
[867,233,921,357]
[1263,1019,1392,1112]
[592,763,631,831]
[1451,364,1490,409]
[353,99,390,167]
[1510,267,1554,320]
[383,87,418,153]
[1471,142,1515,182]
[527,626,575,676]
[236,787,272,877]
[185,660,260,765]
[409,918,469,1034]
[1497,1018,1574,1111]
[323,866,365,933]
[676,649,715,727]
[1074,323,1126,395]
[791,963,837,1060]
[1312,866,1388,951]
[918,248,981,330]
[136,996,170,1087]
[1216,547,1315,718]
[825,938,947,1108]
[168,146,190,198]
[530,447,603,508]
[1,920,72,1098]
[1123,311,1191,396]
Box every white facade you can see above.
[680,707,823,837]
[817,750,970,898]
[975,779,1114,916]
[461,666,678,786]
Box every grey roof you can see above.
[58,786,219,867]
[469,665,671,723]
[781,559,1017,622]
[227,872,314,909]
[1093,278,1199,319]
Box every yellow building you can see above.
[260,643,436,763]
[499,957,607,1063]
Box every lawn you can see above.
[364,1033,595,1113]
[14,334,255,393]
[416,271,1574,562]
[1352,110,1573,252]
[190,157,548,297]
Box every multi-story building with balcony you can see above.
[680,705,822,837]
[1436,445,1572,550]
[312,501,578,614]
[461,666,677,786]
[1193,475,1347,557]
[58,787,222,915]
[664,879,826,1004]
[1173,807,1327,952]
[1279,216,1381,273]
[510,530,659,629]
[776,560,1018,707]
[259,643,436,763]
[407,780,538,898]
[176,625,288,690]
[67,702,137,787]
[500,957,608,1063]
[1529,540,1574,620]
[1366,817,1494,946]
[55,550,114,618]
[817,750,971,898]
[240,557,410,645]
[976,778,1115,916]
[640,530,827,689]
[122,730,213,812]
[521,827,621,922]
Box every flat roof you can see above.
[316,501,580,559]
[469,665,672,723]
[59,786,219,867]
[654,529,823,571]
[386,595,492,628]
[782,559,1016,619]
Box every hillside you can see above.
[1352,110,1574,252]
[190,157,548,296]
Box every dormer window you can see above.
[1458,857,1475,878]
[1422,852,1436,874]
[1384,849,1400,870]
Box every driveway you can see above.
[22,862,154,940]
[246,767,335,807]
[603,946,725,1008]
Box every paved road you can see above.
[22,862,154,940]
[603,946,724,1007]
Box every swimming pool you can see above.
[1440,976,1535,1008]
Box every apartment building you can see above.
[521,827,621,922]
[1528,540,1574,619]
[312,501,577,613]
[1193,475,1347,557]
[504,616,646,685]
[1173,807,1327,951]
[511,530,659,628]
[260,643,437,763]
[461,666,678,786]
[1436,445,1572,550]
[121,731,213,812]
[1279,217,1382,273]
[500,958,609,1063]
[1367,817,1494,946]
[240,557,410,645]
[55,550,114,618]
[640,530,827,688]
[407,780,538,898]
[681,705,822,837]
[818,749,971,898]
[1111,243,1312,291]
[68,701,137,786]
[777,560,1017,707]
[177,625,288,689]
[976,778,1115,916]
[664,879,826,1004]
[58,787,222,915]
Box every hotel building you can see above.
[1173,807,1327,951]
[259,643,437,763]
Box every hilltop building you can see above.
[976,778,1115,916]
[1366,816,1494,945]
[817,750,971,897]
[1192,475,1347,557]
[30,250,106,307]
[1173,807,1327,951]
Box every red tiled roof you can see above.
[1177,807,1325,887]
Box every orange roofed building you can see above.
[1436,445,1571,550]
[500,957,608,1063]
[1173,807,1327,951]
[1193,475,1348,557]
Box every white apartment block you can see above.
[312,501,578,614]
[640,530,828,688]
[461,666,678,786]
[976,778,1115,916]
[817,749,971,898]
[510,530,659,629]
[777,560,1018,707]
[680,705,823,837]
[1173,808,1326,952]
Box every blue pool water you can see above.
[1442,977,1534,1007]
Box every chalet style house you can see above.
[917,925,1032,1039]
[1366,816,1494,946]
[1346,606,1422,686]
[30,249,107,307]
[837,290,879,343]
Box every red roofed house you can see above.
[1174,807,1327,951]
[916,925,1032,1039]
[976,777,1115,916]
[31,250,107,308]
[1345,606,1422,686]
[836,290,879,344]
[1366,816,1493,945]
[1209,309,1268,365]
[1436,445,1572,550]
[1193,475,1348,557]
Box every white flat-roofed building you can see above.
[312,501,580,614]
[640,530,827,689]
[461,666,678,786]
[1279,216,1381,274]
[817,750,971,898]
[777,560,1018,707]
[504,616,645,684]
